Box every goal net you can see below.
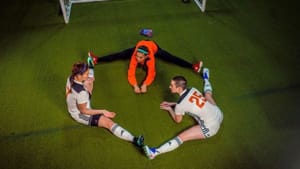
[59,0,110,24]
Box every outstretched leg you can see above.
[89,47,135,65]
[202,68,217,105]
[97,115,144,148]
[144,125,205,160]
[155,48,203,73]
[85,63,144,148]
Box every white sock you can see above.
[204,79,213,93]
[111,124,134,142]
[88,68,94,78]
[156,136,183,155]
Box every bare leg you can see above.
[204,91,217,106]
[178,125,206,142]
[97,115,115,129]
[84,77,94,94]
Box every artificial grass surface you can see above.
[0,0,300,169]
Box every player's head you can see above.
[169,76,187,93]
[136,45,149,63]
[71,62,89,82]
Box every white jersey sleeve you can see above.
[174,103,186,115]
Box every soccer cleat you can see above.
[192,61,203,73]
[202,68,210,80]
[88,51,98,65]
[140,29,153,37]
[143,145,158,160]
[133,135,144,148]
[87,56,94,69]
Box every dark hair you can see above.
[137,45,149,55]
[71,62,88,77]
[172,76,187,89]
[68,62,88,93]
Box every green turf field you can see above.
[1,0,300,168]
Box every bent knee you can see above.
[98,116,115,129]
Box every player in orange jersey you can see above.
[88,40,203,94]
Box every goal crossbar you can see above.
[59,0,207,24]
[59,0,110,24]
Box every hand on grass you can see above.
[141,84,147,93]
[134,85,141,94]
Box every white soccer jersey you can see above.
[175,87,223,137]
[66,77,91,125]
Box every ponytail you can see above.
[66,62,88,96]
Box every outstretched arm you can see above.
[160,101,182,123]
[160,101,176,107]
[77,103,116,118]
[128,58,140,93]
[142,60,156,87]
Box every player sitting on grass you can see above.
[87,40,203,94]
[66,62,144,148]
[143,68,223,159]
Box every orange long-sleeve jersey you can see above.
[128,40,158,86]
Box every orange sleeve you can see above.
[127,56,138,86]
[128,40,158,86]
[143,58,156,86]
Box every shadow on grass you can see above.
[0,125,80,142]
[234,83,300,128]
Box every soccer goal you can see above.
[59,0,207,24]
[194,0,207,12]
[59,0,110,24]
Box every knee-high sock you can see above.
[204,79,213,93]
[88,68,94,78]
[156,136,183,155]
[111,124,134,142]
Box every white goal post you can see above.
[59,0,207,24]
[194,0,207,12]
[59,0,110,24]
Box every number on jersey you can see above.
[188,91,206,108]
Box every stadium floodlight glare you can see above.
[59,0,110,24]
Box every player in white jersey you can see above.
[143,68,223,160]
[66,62,144,148]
